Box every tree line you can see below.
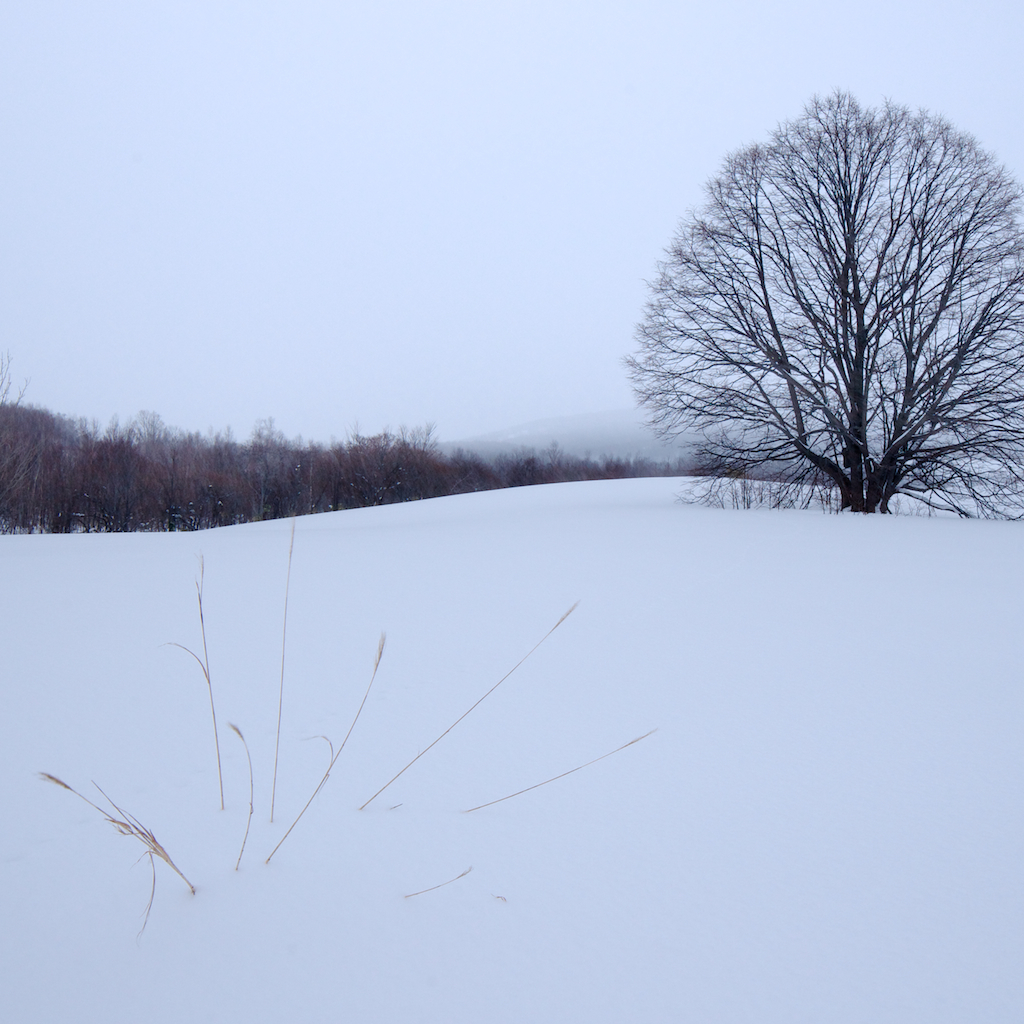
[0,403,690,533]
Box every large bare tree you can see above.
[628,93,1024,514]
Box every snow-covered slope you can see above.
[2,479,1021,1023]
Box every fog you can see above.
[2,0,1021,442]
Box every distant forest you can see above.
[0,403,692,533]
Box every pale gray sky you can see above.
[2,0,1022,442]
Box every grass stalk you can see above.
[404,866,472,899]
[167,556,224,809]
[359,602,579,811]
[270,517,297,823]
[39,773,195,933]
[461,729,657,813]
[228,724,254,870]
[139,852,157,938]
[266,633,386,864]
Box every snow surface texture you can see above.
[2,478,1021,1023]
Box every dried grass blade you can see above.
[195,558,224,810]
[360,604,578,810]
[404,866,472,899]
[229,723,255,870]
[462,729,657,813]
[266,634,386,864]
[138,852,157,939]
[271,517,297,822]
[166,555,224,810]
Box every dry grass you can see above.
[265,633,386,864]
[167,556,224,810]
[359,603,579,810]
[461,729,657,812]
[404,866,472,899]
[39,773,195,935]
[271,517,297,823]
[35,502,655,940]
[228,724,254,870]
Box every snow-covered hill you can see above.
[2,478,1021,1022]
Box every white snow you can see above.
[2,478,1021,1022]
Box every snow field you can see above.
[1,478,1021,1022]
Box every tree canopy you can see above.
[629,93,1024,514]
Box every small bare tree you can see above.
[629,93,1024,514]
[0,353,31,530]
[0,351,27,408]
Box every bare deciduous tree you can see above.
[628,93,1024,514]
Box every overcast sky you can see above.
[2,0,1022,443]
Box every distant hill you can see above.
[440,409,699,462]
